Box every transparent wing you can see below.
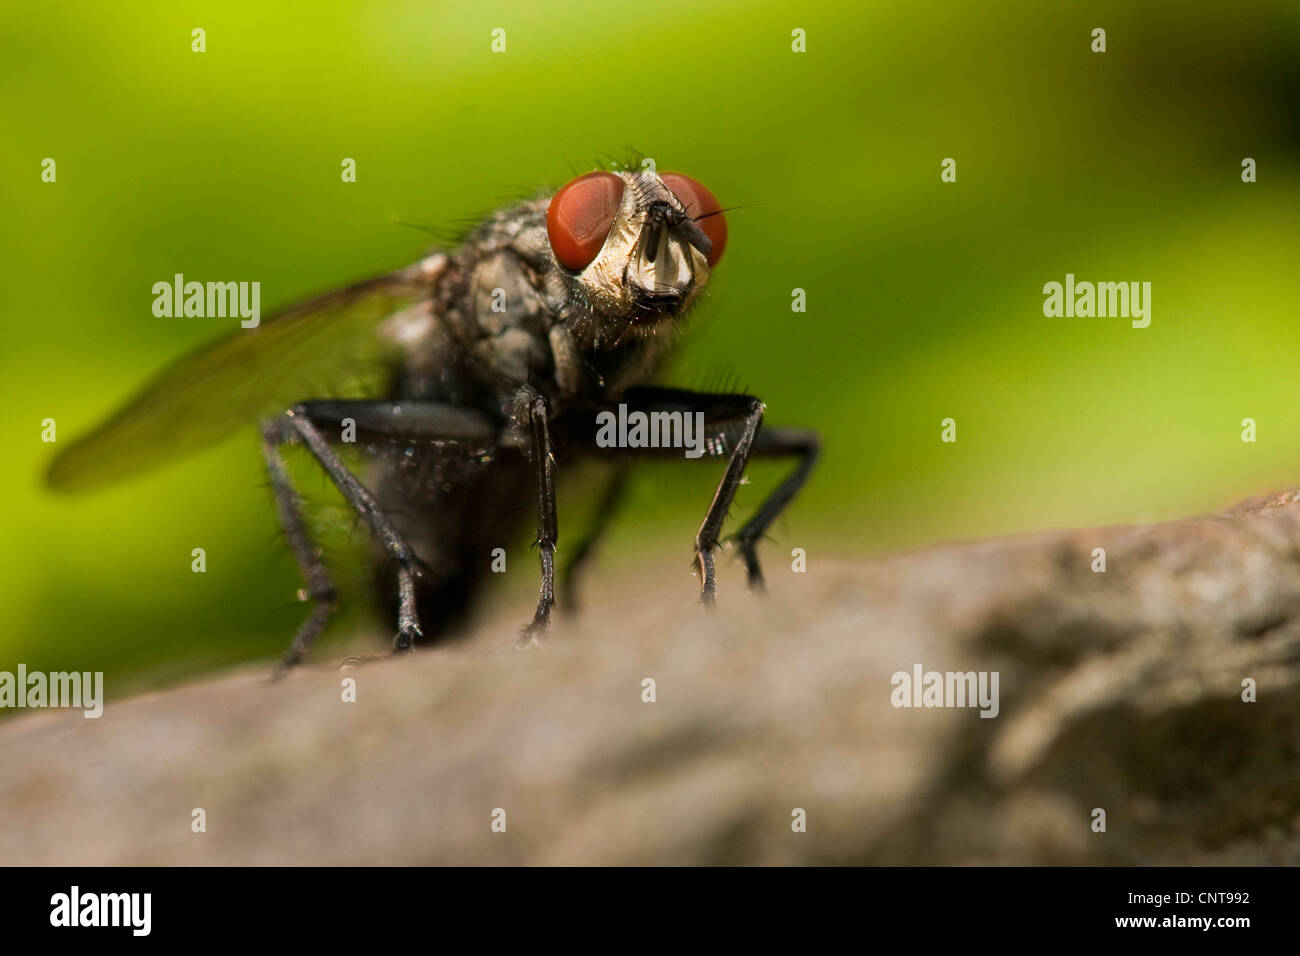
[48,265,433,492]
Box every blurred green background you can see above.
[4,0,1300,687]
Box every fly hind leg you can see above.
[263,400,499,669]
[261,422,340,675]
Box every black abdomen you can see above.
[369,440,533,641]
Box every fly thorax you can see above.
[470,251,548,338]
[457,250,552,390]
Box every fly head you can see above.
[545,169,728,338]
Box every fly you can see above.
[47,165,821,670]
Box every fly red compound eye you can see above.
[547,171,625,272]
[660,173,727,267]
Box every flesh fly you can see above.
[48,165,820,669]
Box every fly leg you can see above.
[694,400,765,603]
[261,424,339,674]
[265,400,497,667]
[560,463,630,614]
[615,387,766,604]
[730,427,820,590]
[519,394,558,643]
[610,387,818,601]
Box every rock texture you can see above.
[4,491,1300,864]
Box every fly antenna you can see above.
[693,204,747,222]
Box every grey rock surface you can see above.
[3,494,1299,864]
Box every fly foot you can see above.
[391,625,421,655]
[734,535,767,592]
[516,615,550,649]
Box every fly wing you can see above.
[47,264,436,493]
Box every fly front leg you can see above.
[265,399,497,667]
[691,399,765,603]
[614,387,765,604]
[611,387,818,601]
[519,393,558,643]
